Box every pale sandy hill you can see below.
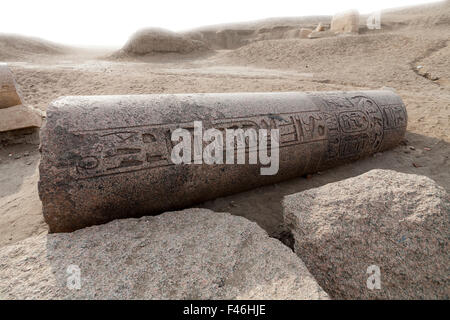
[113,28,209,59]
[185,15,331,33]
[416,44,450,85]
[220,32,447,89]
[215,2,450,88]
[184,2,450,49]
[0,34,66,61]
[379,0,450,28]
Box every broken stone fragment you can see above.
[330,10,360,34]
[283,169,449,299]
[0,208,329,299]
[0,63,23,108]
[0,104,43,133]
[314,22,326,32]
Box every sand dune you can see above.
[112,27,210,59]
[0,34,67,61]
[220,32,447,88]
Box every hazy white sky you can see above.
[0,0,441,47]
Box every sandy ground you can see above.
[0,2,449,247]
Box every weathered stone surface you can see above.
[330,10,360,34]
[39,91,407,232]
[0,63,43,137]
[314,22,326,32]
[0,104,43,133]
[0,208,329,299]
[0,63,23,108]
[283,169,449,299]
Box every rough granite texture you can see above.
[283,169,450,299]
[39,90,407,232]
[0,208,328,300]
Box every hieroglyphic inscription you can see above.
[40,91,408,233]
[72,111,327,179]
[323,112,340,161]
[75,126,174,179]
[382,104,407,129]
[318,94,385,160]
[340,133,370,158]
[216,112,327,148]
[70,95,405,179]
[338,111,369,133]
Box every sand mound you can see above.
[182,2,450,50]
[220,32,445,88]
[185,29,255,50]
[0,34,65,61]
[415,43,450,86]
[380,1,450,29]
[224,33,421,66]
[118,28,209,56]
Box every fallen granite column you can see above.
[39,90,407,232]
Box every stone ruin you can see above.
[309,10,360,39]
[330,10,360,34]
[38,90,407,232]
[0,63,43,144]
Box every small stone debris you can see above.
[314,22,325,32]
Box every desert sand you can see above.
[0,1,449,249]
